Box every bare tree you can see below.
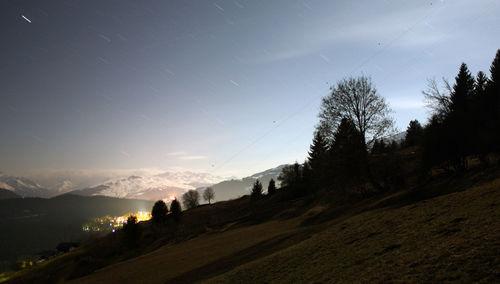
[318,76,394,145]
[422,78,453,120]
[182,190,199,210]
[202,187,215,204]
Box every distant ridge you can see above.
[196,164,288,202]
[0,188,21,200]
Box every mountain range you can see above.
[0,172,50,198]
[72,165,286,202]
[0,165,287,202]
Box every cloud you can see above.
[179,155,207,160]
[166,151,185,156]
[389,99,425,110]
[166,151,207,160]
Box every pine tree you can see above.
[307,131,329,186]
[151,200,168,224]
[170,198,182,223]
[330,118,366,191]
[475,71,488,97]
[371,139,387,154]
[474,71,490,159]
[251,180,263,199]
[487,49,500,152]
[301,160,313,188]
[489,49,500,88]
[447,63,476,171]
[267,178,276,195]
[123,215,140,247]
[450,63,475,113]
[404,120,423,147]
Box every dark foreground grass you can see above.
[208,177,500,283]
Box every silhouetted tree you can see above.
[267,178,276,195]
[278,162,302,188]
[389,140,399,151]
[203,187,215,204]
[251,179,263,199]
[423,78,453,121]
[329,118,366,191]
[182,190,200,210]
[448,63,476,171]
[301,160,313,187]
[475,71,488,97]
[474,71,489,159]
[123,215,140,247]
[308,131,329,187]
[318,76,394,146]
[487,49,500,153]
[450,63,475,113]
[404,120,423,147]
[151,200,168,224]
[424,63,480,172]
[422,63,477,172]
[170,198,182,223]
[371,139,387,154]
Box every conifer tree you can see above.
[151,200,168,224]
[487,49,500,152]
[330,118,366,190]
[170,198,182,223]
[251,179,263,199]
[404,120,423,147]
[301,160,313,187]
[474,71,490,158]
[307,131,329,186]
[267,178,276,195]
[475,71,488,97]
[448,63,476,171]
[450,63,475,114]
[489,49,500,88]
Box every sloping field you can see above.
[69,218,307,284]
[209,177,500,283]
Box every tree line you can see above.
[276,49,500,199]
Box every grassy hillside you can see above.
[6,167,499,283]
[210,175,500,283]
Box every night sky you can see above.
[1,0,499,178]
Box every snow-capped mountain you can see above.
[155,171,224,188]
[3,165,288,201]
[68,165,287,202]
[250,164,287,180]
[70,171,227,201]
[0,172,50,198]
